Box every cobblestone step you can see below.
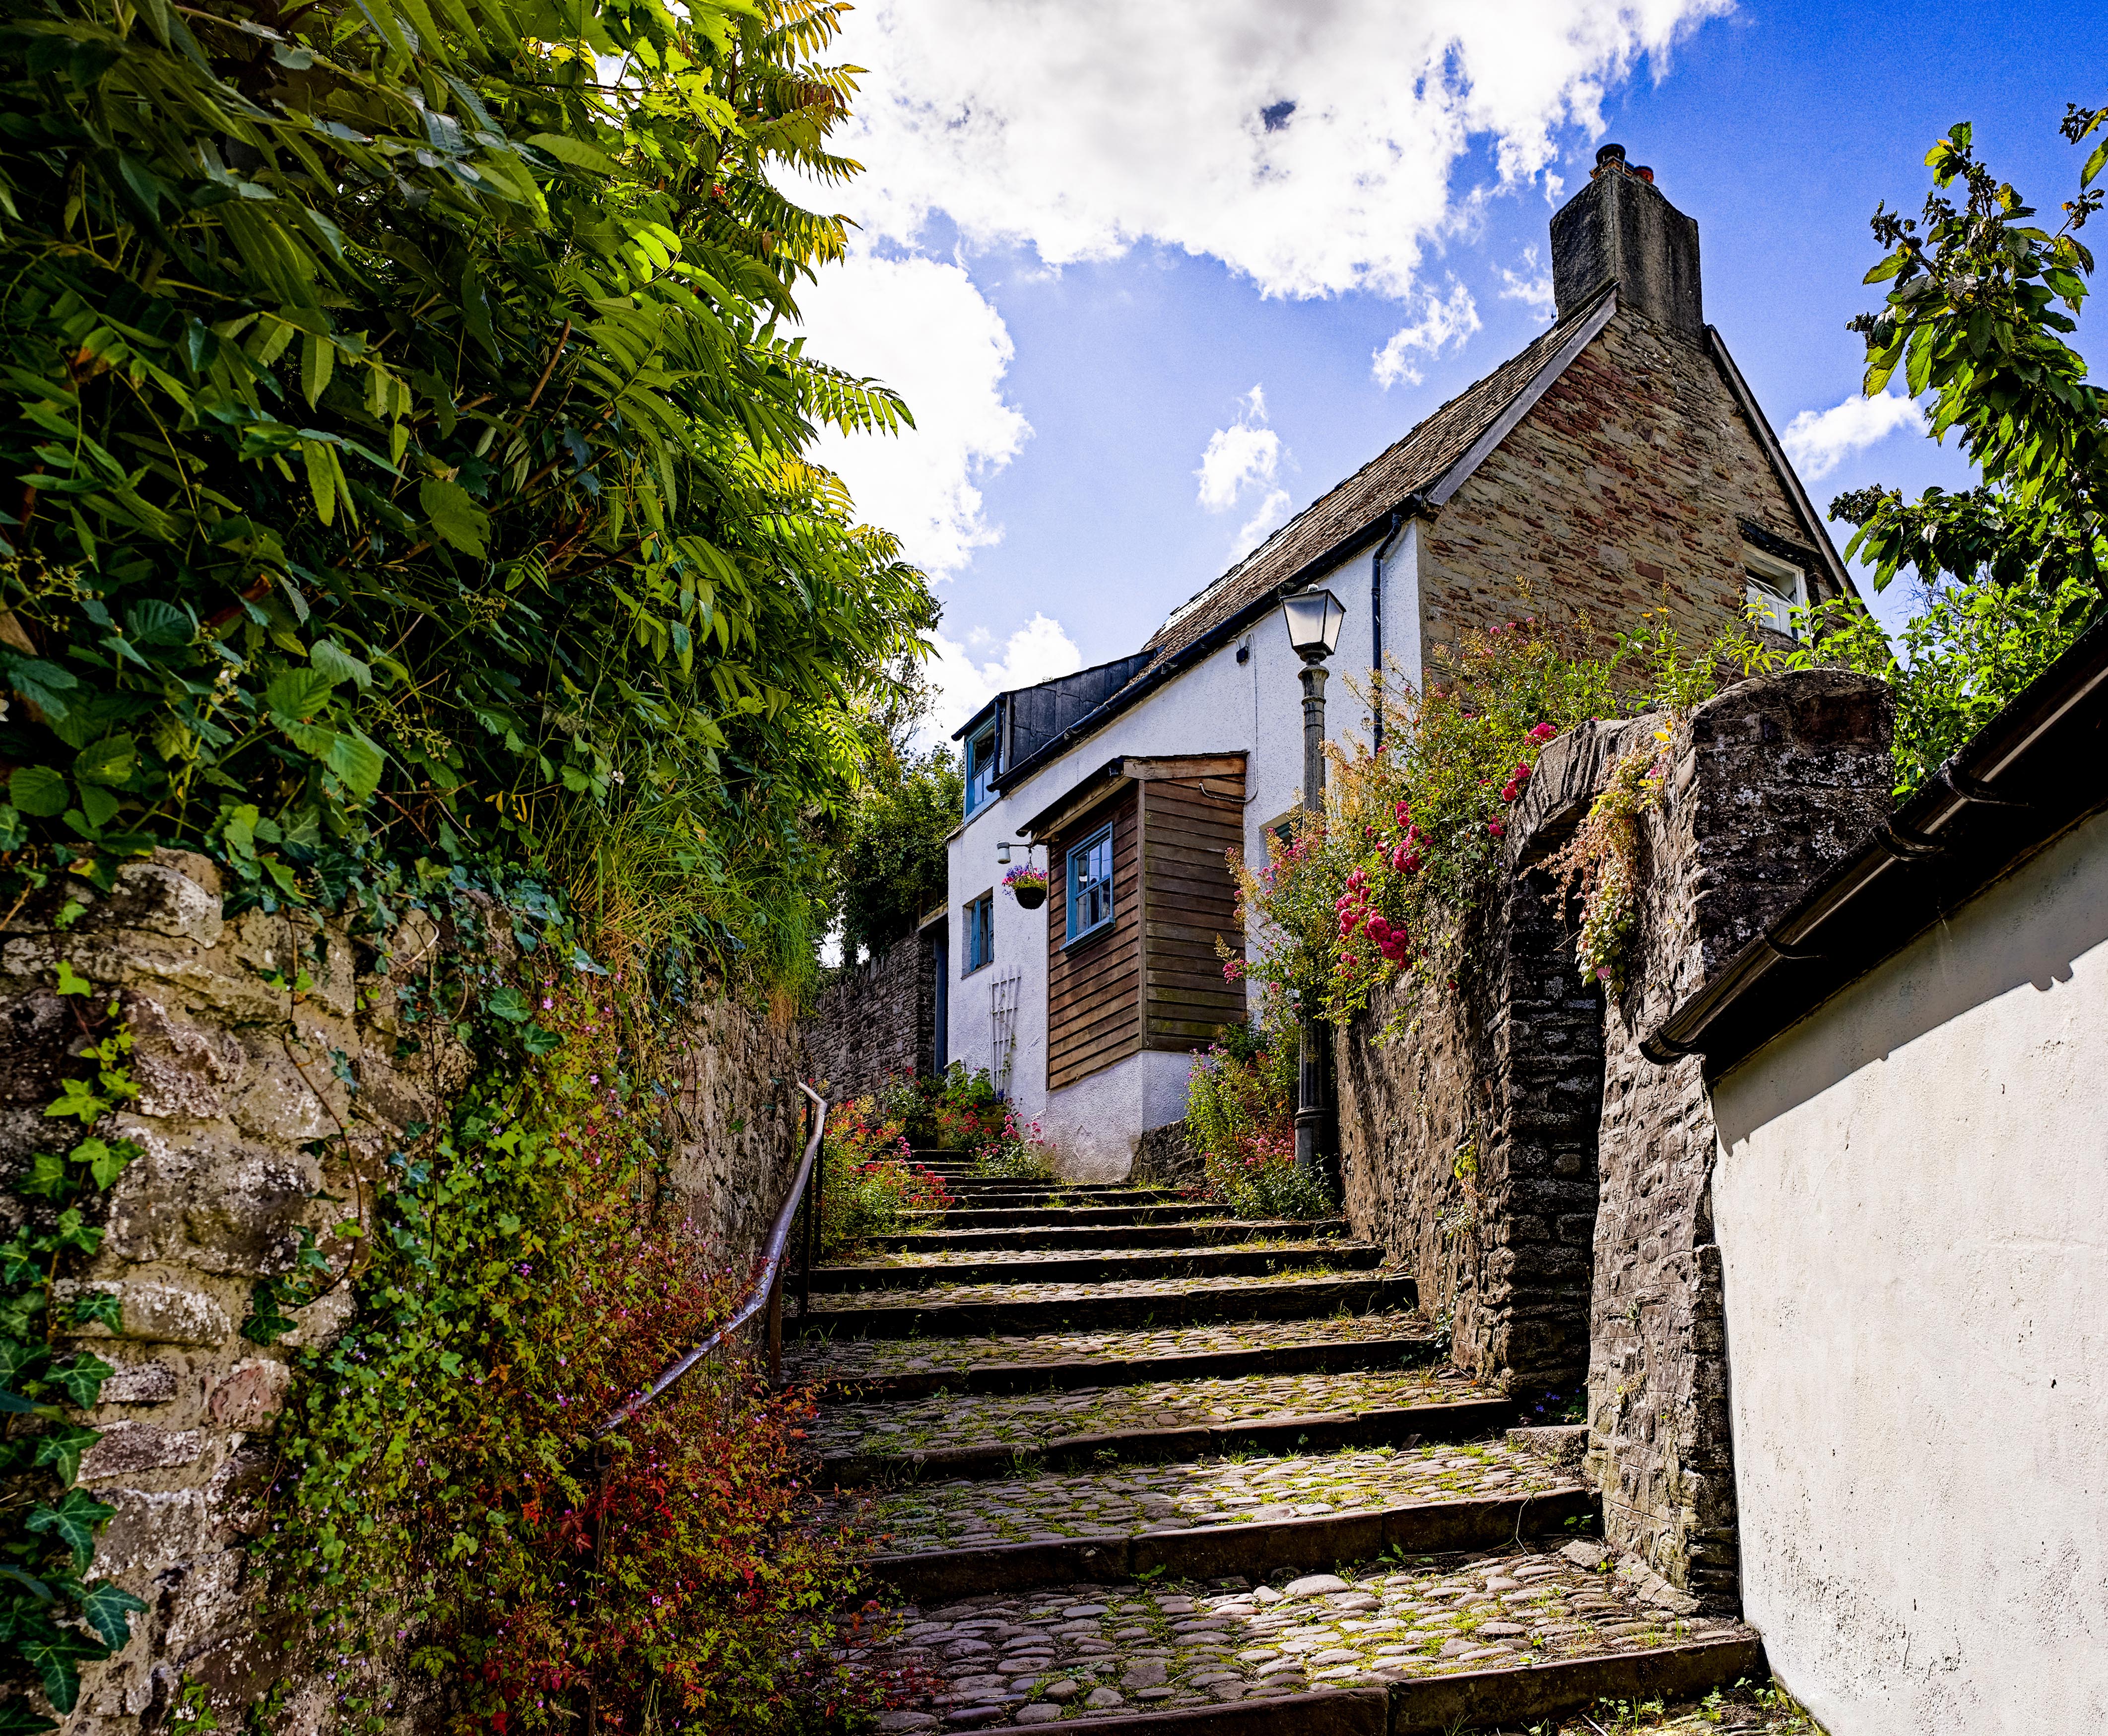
[905,1204,1228,1229]
[847,1539,1760,1731]
[817,1366,1493,1459]
[876,1218,1347,1253]
[814,1240,1378,1293]
[832,1437,1581,1572]
[800,1271,1419,1337]
[787,1312,1446,1399]
[822,1395,1515,1488]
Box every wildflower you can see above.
[1487,819,1506,838]
[1528,722,1558,743]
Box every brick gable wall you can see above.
[1417,306,1835,660]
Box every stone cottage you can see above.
[931,144,1862,1173]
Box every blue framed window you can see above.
[964,890,994,974]
[965,721,998,816]
[1066,824,1116,943]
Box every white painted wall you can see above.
[943,526,1416,1168]
[1711,807,2108,1736]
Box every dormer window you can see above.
[1744,546,1806,639]
[965,720,998,817]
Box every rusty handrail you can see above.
[597,1080,827,1435]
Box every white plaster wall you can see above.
[943,527,1415,1158]
[1710,808,2108,1736]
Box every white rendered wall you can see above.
[1710,808,2108,1736]
[944,527,1415,1166]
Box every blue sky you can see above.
[790,0,2107,735]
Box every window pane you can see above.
[966,725,996,814]
[1067,825,1116,939]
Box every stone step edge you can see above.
[821,1396,1512,1487]
[869,1487,1595,1600]
[905,1208,1232,1227]
[811,1243,1378,1294]
[928,1636,1765,1736]
[801,1274,1421,1339]
[877,1217,1348,1250]
[807,1333,1447,1402]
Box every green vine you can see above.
[0,966,148,1730]
[1545,739,1671,995]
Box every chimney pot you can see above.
[1595,142,1627,167]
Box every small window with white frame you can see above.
[1744,545,1806,639]
[1065,823,1116,943]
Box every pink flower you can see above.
[1487,819,1507,838]
[1393,800,1412,826]
[1513,762,1533,780]
[1365,915,1392,945]
[1528,722,1558,743]
[1501,783,1520,802]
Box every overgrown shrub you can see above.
[869,1066,1007,1151]
[0,0,940,1717]
[253,913,895,1734]
[1183,1013,1335,1221]
[818,1097,952,1259]
[971,1108,1055,1181]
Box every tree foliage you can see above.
[832,744,959,964]
[1811,105,2108,796]
[0,0,933,974]
[1833,106,2108,596]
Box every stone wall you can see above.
[1585,670,1893,1610]
[1420,302,1838,658]
[1130,1120,1202,1191]
[1334,716,1658,1402]
[805,930,935,1102]
[0,849,802,1733]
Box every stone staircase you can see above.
[791,1155,1764,1734]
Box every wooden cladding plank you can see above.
[1046,783,1143,1091]
[1139,764,1246,1054]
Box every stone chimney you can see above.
[1551,143,1703,340]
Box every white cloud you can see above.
[794,252,1031,577]
[808,0,1727,302]
[923,612,1085,744]
[1195,386,1295,558]
[1780,388,1927,481]
[1499,245,1557,321]
[1195,385,1282,511]
[1372,280,1483,388]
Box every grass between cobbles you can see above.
[839,1538,1763,1723]
[821,1439,1572,1552]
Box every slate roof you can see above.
[1140,288,1612,670]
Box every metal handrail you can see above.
[597,1080,828,1435]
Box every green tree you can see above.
[833,743,961,963]
[1805,105,2108,795]
[1834,105,2107,596]
[0,0,933,976]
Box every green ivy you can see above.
[0,970,148,1729]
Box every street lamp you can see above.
[1279,587,1345,1177]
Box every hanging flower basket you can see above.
[1004,865,1049,910]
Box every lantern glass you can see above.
[1281,589,1346,660]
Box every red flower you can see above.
[1487,819,1507,838]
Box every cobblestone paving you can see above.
[785,1310,1440,1387]
[806,1266,1396,1315]
[823,1438,1575,1551]
[816,1364,1490,1457]
[837,1237,1363,1271]
[846,1542,1761,1728]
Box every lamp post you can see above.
[1279,588,1345,1176]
